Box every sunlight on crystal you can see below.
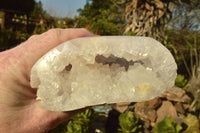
[137,83,152,93]
[30,36,177,111]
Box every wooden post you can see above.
[1,11,6,29]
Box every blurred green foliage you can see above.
[77,0,124,35]
[125,32,137,36]
[118,111,142,133]
[175,74,190,90]
[0,28,30,50]
[30,1,47,19]
[152,117,182,133]
[49,109,97,133]
[182,114,200,133]
[152,114,200,133]
[0,28,17,49]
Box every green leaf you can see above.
[152,117,182,133]
[183,114,200,133]
[118,111,142,133]
[49,109,97,133]
[175,74,190,90]
[176,125,183,133]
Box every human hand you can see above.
[0,28,95,133]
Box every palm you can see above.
[0,28,94,133]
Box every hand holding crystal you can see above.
[0,28,95,133]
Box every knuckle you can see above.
[43,28,62,39]
[46,28,62,35]
[28,35,40,41]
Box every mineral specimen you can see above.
[30,36,177,111]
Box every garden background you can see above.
[0,0,200,132]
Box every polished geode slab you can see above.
[30,36,177,111]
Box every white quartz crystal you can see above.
[30,36,177,111]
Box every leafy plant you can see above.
[152,117,182,133]
[118,111,142,133]
[77,0,124,35]
[49,108,97,133]
[175,74,190,90]
[0,28,31,51]
[182,114,200,133]
[0,28,17,50]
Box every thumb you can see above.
[20,28,95,75]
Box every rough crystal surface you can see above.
[30,36,177,111]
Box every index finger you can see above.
[21,28,95,73]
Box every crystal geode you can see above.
[30,36,177,111]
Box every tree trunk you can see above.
[124,0,171,43]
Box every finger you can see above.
[26,28,94,56]
[19,28,95,75]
